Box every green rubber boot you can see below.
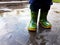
[28,11,38,31]
[39,10,51,29]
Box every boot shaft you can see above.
[40,9,49,21]
[30,10,38,22]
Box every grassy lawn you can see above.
[53,0,60,3]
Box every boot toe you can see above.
[40,20,52,29]
[28,21,37,31]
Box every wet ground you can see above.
[0,3,60,45]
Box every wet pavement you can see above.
[0,3,60,45]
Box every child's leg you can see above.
[39,5,51,28]
[28,3,39,31]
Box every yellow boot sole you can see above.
[28,28,37,31]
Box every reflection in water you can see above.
[37,22,51,45]
[28,23,51,45]
[28,31,47,45]
[28,31,38,45]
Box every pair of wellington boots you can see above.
[28,10,51,31]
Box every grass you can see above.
[53,0,60,3]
